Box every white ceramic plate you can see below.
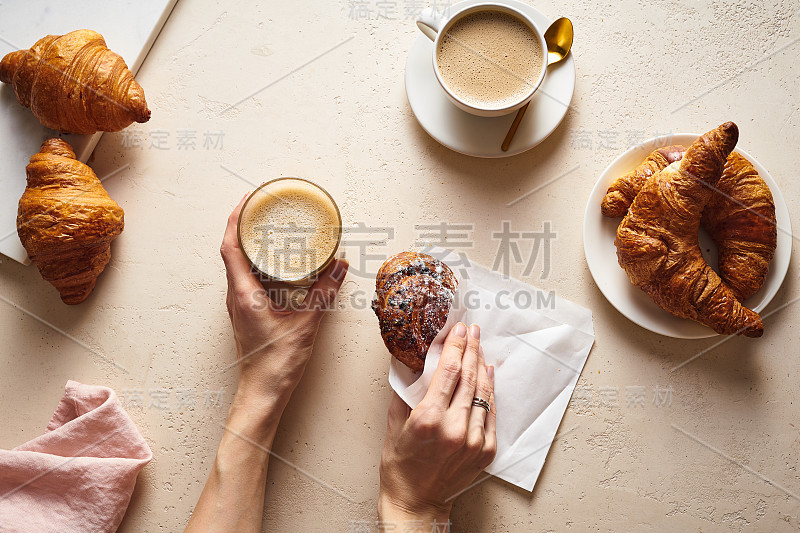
[583,134,793,339]
[404,0,576,158]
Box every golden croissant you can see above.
[602,147,777,301]
[615,122,763,337]
[601,145,686,218]
[0,30,150,134]
[17,139,124,304]
[701,152,777,300]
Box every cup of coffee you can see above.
[416,3,547,117]
[237,177,342,287]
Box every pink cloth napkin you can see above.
[0,380,152,533]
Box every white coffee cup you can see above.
[416,3,548,117]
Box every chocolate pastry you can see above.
[372,252,457,371]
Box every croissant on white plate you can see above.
[602,145,777,301]
[614,122,763,337]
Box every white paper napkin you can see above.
[388,247,595,491]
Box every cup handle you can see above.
[416,7,444,41]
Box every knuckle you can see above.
[476,382,493,400]
[442,427,466,450]
[410,407,440,435]
[445,333,467,352]
[460,369,478,388]
[466,335,480,352]
[482,442,498,464]
[484,436,497,456]
[465,433,484,454]
[234,286,255,303]
[441,358,462,380]
[233,288,261,313]
[220,240,235,260]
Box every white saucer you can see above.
[583,134,793,339]
[404,0,576,158]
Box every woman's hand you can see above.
[378,322,497,526]
[219,194,348,409]
[186,196,347,533]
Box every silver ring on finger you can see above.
[471,397,490,413]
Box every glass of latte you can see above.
[237,178,342,287]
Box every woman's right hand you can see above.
[378,322,497,526]
[219,194,348,410]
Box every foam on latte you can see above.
[239,180,340,281]
[436,10,543,108]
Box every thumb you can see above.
[302,259,349,316]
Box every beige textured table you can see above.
[1,0,799,531]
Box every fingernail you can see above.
[487,365,495,381]
[469,323,480,340]
[453,322,466,338]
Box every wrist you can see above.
[234,347,311,407]
[378,493,451,528]
[225,389,285,443]
[235,363,302,410]
[234,378,290,408]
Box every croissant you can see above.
[701,153,777,300]
[602,147,777,301]
[601,145,686,217]
[17,139,124,304]
[372,252,457,371]
[615,122,763,337]
[0,30,150,134]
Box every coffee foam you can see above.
[436,10,542,108]
[239,180,340,281]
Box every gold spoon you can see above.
[501,17,574,152]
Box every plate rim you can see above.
[403,0,576,158]
[583,133,793,339]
